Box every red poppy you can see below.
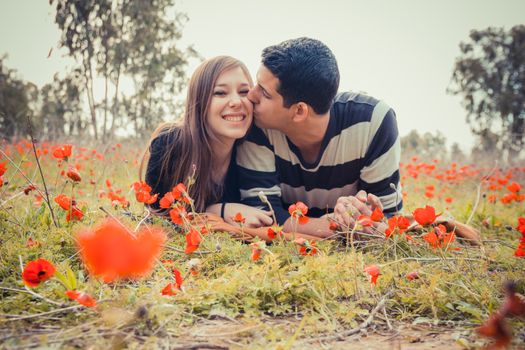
[0,175,3,188]
[159,192,175,209]
[66,290,97,308]
[23,185,36,195]
[161,283,178,296]
[357,215,374,227]
[288,201,309,225]
[54,194,72,210]
[185,228,201,254]
[66,206,84,222]
[133,181,158,205]
[52,144,73,160]
[507,182,521,193]
[76,219,166,283]
[267,225,282,240]
[22,258,56,287]
[329,221,339,231]
[406,271,419,281]
[364,265,380,285]
[0,162,6,176]
[67,166,81,182]
[370,207,384,222]
[173,268,183,289]
[384,215,411,238]
[169,205,188,225]
[413,205,441,226]
[517,217,525,235]
[233,212,246,224]
[250,241,265,261]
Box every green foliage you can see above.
[0,143,524,348]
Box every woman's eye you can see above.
[213,91,226,96]
[239,90,249,96]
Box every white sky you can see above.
[1,0,524,151]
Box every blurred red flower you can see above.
[52,144,73,160]
[76,219,166,283]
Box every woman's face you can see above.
[206,66,253,145]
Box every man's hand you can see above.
[333,190,383,228]
[223,203,274,228]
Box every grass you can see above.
[0,140,524,349]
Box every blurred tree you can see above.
[38,69,85,139]
[449,25,525,160]
[51,0,197,140]
[0,55,38,139]
[401,129,448,161]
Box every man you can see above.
[236,37,402,237]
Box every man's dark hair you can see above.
[261,37,340,114]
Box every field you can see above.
[0,139,524,349]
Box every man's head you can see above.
[248,37,340,130]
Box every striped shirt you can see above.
[236,92,403,224]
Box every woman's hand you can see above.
[223,203,273,228]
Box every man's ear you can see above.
[291,102,309,122]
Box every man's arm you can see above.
[236,126,290,224]
[359,104,403,215]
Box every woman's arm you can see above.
[206,203,273,228]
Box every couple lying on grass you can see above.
[141,37,402,239]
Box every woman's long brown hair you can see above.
[139,56,253,212]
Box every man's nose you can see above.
[247,88,259,104]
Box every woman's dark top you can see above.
[145,128,241,211]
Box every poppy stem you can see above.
[25,115,59,228]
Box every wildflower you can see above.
[294,238,318,256]
[0,161,6,176]
[66,290,97,308]
[357,214,374,227]
[22,258,56,288]
[23,184,36,195]
[233,212,246,224]
[370,207,384,222]
[507,182,521,193]
[413,205,441,226]
[384,215,410,238]
[187,258,201,276]
[161,283,178,296]
[406,271,419,281]
[185,228,202,254]
[67,166,81,182]
[173,268,183,289]
[288,201,309,225]
[267,225,282,240]
[52,144,73,160]
[250,241,266,262]
[169,204,188,225]
[26,237,40,248]
[517,217,525,235]
[76,219,166,283]
[66,206,84,222]
[54,194,72,210]
[364,265,380,285]
[132,181,158,205]
[329,221,339,231]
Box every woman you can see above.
[141,56,273,227]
